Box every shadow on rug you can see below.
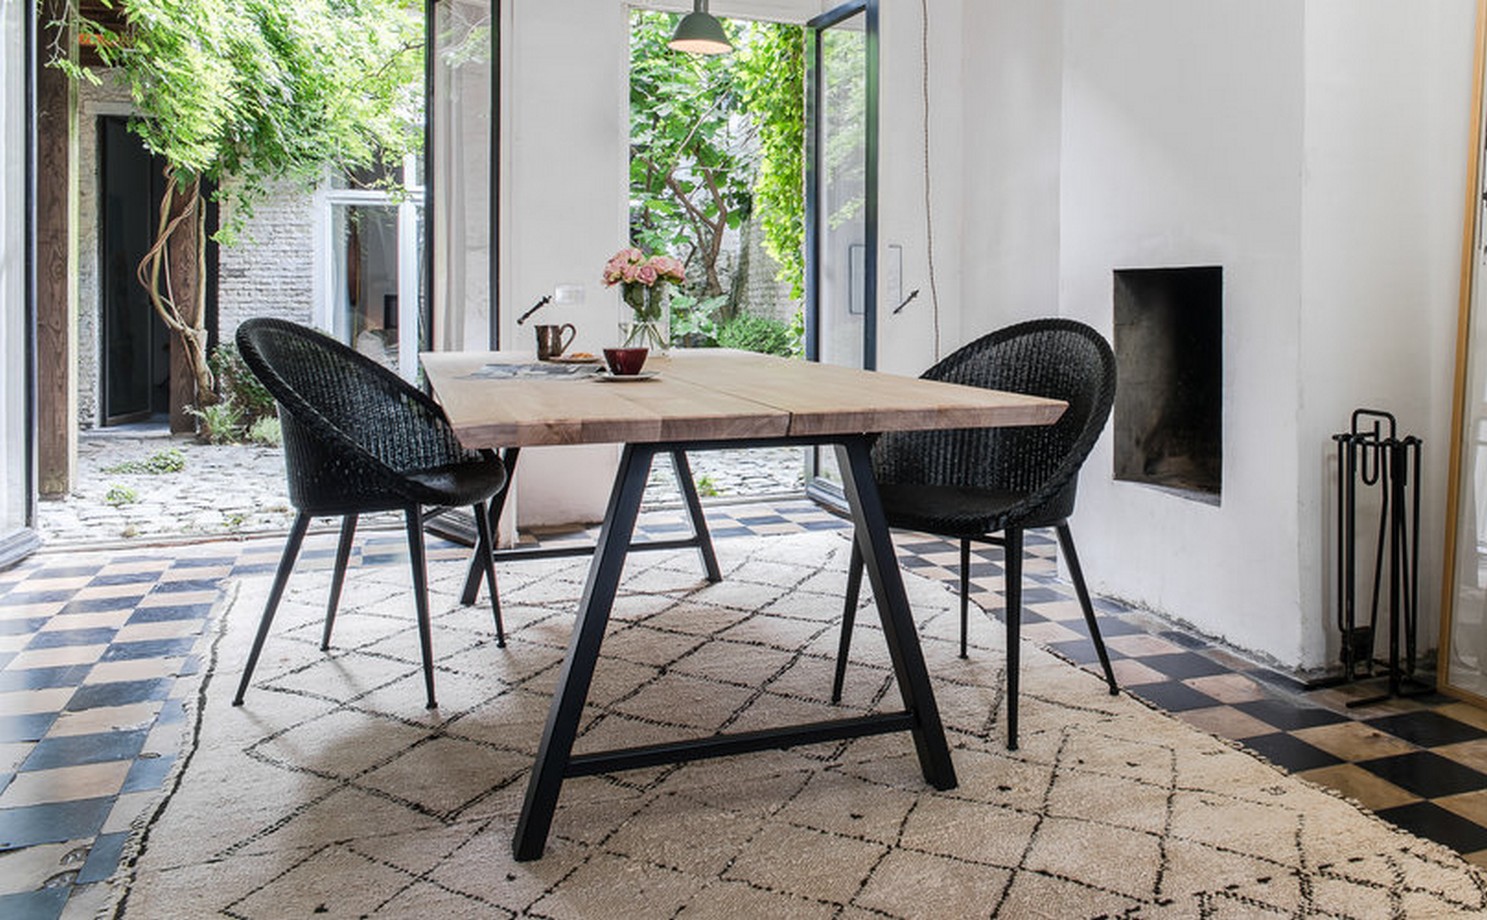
[107,532,1485,918]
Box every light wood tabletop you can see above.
[421,348,1066,449]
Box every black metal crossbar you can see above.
[565,713,918,777]
[457,446,723,606]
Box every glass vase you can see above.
[620,282,670,352]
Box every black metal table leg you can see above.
[512,443,658,861]
[510,434,957,860]
[461,447,722,608]
[672,450,722,582]
[835,439,958,791]
[461,448,520,606]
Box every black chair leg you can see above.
[233,512,311,706]
[471,500,506,647]
[831,540,866,703]
[405,507,438,709]
[1056,523,1118,695]
[1004,527,1023,750]
[959,538,971,659]
[322,514,358,651]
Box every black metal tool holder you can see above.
[1327,409,1426,706]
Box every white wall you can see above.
[1059,0,1310,663]
[959,0,1064,336]
[499,1,1479,670]
[1296,0,1476,666]
[1,0,30,541]
[875,0,966,373]
[970,0,1474,670]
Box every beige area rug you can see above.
[107,532,1486,918]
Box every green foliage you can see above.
[629,12,752,296]
[694,474,719,498]
[104,448,186,475]
[786,308,806,358]
[716,312,797,357]
[736,24,806,298]
[209,342,275,424]
[104,485,139,507]
[821,30,867,234]
[53,0,425,241]
[190,401,245,445]
[670,292,727,347]
[247,415,283,447]
[629,14,805,308]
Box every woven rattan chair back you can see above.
[236,317,490,516]
[871,317,1116,529]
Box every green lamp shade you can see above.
[669,10,733,55]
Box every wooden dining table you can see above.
[421,348,1066,860]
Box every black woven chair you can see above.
[231,318,509,710]
[830,318,1120,749]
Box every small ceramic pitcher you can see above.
[534,323,577,360]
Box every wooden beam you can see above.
[34,0,77,497]
[166,187,201,434]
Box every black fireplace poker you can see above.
[516,295,552,325]
[1317,408,1426,705]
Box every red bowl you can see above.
[602,347,649,376]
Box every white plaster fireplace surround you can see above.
[1041,1,1473,673]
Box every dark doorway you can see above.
[100,115,171,425]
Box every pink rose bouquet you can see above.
[602,248,685,328]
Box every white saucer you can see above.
[593,371,660,382]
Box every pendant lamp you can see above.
[669,0,733,55]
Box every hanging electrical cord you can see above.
[921,0,942,361]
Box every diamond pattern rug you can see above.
[105,532,1486,918]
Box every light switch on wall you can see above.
[885,245,903,311]
[554,284,585,305]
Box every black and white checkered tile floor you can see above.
[2,498,1485,918]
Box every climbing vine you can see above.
[49,0,423,416]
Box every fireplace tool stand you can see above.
[1312,409,1426,705]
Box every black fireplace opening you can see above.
[1112,266,1222,500]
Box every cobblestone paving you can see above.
[36,426,805,547]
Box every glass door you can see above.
[1441,0,1487,703]
[318,156,426,380]
[805,0,878,502]
[430,0,497,352]
[1,0,38,566]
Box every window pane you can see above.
[431,0,494,351]
[331,204,403,370]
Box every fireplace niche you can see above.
[1112,266,1222,502]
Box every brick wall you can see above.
[737,216,799,324]
[215,182,317,341]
